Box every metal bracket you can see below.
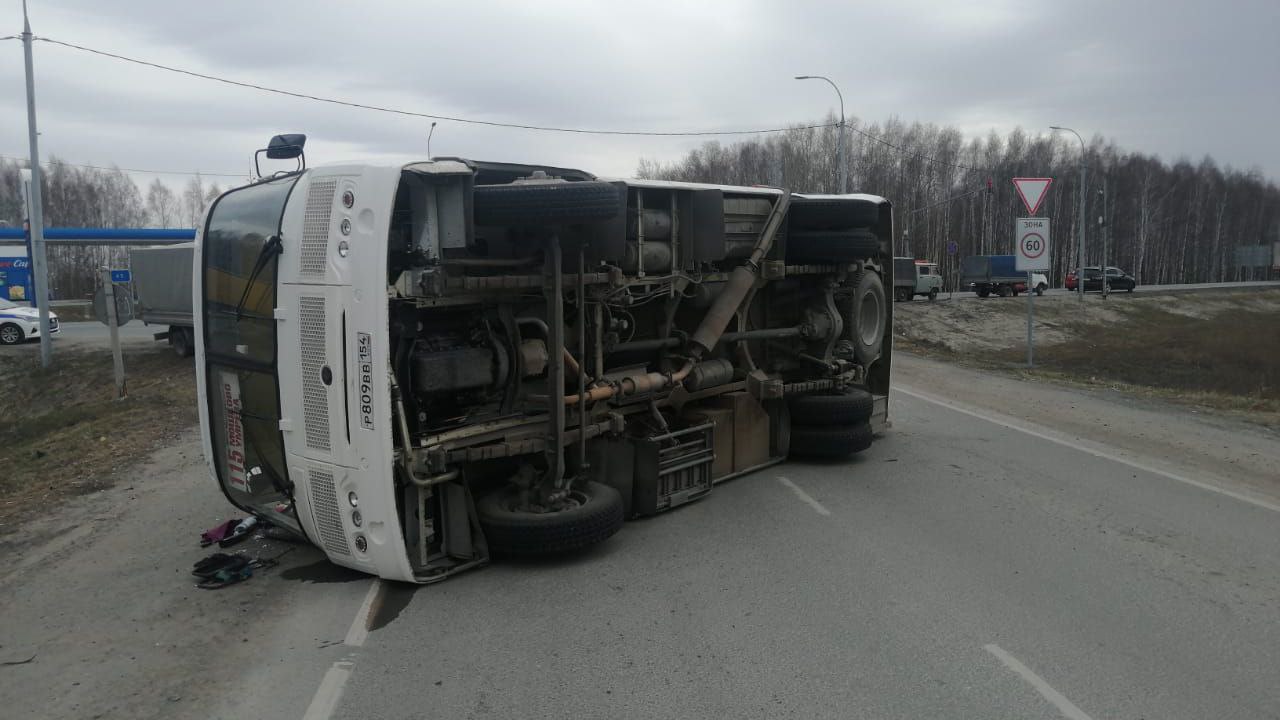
[746,369,783,400]
[761,260,786,280]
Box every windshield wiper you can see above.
[235,234,283,321]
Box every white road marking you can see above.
[984,644,1095,720]
[302,661,353,720]
[777,476,831,516]
[344,579,382,647]
[896,385,1280,515]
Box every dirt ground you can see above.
[0,345,197,535]
[0,429,354,720]
[894,289,1280,425]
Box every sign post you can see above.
[1016,217,1051,367]
[1013,178,1053,367]
[100,268,127,398]
[946,240,958,299]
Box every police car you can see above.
[0,298,59,345]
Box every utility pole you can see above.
[1051,126,1087,302]
[795,75,846,193]
[22,0,53,366]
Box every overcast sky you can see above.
[2,0,1278,193]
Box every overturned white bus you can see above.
[195,136,894,583]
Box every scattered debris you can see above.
[190,546,293,590]
[199,516,257,548]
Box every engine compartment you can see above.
[380,161,893,581]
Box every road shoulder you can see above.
[0,430,369,720]
[892,351,1280,505]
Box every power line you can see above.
[37,36,840,138]
[905,185,989,216]
[849,125,984,173]
[32,35,988,174]
[0,153,245,178]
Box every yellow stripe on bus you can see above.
[205,267,275,314]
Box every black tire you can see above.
[788,388,874,426]
[788,197,881,230]
[477,481,624,558]
[1035,284,1045,296]
[171,326,193,358]
[850,271,886,365]
[1126,284,1135,293]
[998,285,1012,297]
[790,423,874,459]
[472,180,622,227]
[928,287,939,302]
[977,288,990,298]
[786,229,880,262]
[0,323,24,345]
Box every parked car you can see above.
[892,257,943,301]
[1026,272,1049,296]
[0,298,60,345]
[1065,266,1136,293]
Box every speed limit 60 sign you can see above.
[1015,217,1050,271]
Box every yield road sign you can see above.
[1015,217,1050,272]
[1012,178,1053,216]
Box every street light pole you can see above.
[1098,175,1108,299]
[796,75,846,194]
[22,0,53,366]
[1051,126,1086,302]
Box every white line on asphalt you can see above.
[777,476,831,516]
[984,644,1095,720]
[344,580,382,647]
[302,661,353,720]
[896,386,1280,515]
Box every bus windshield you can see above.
[201,175,301,532]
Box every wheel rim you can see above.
[0,327,18,343]
[859,290,882,345]
[505,489,587,514]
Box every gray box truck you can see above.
[130,243,195,356]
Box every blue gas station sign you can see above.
[0,256,33,302]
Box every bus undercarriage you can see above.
[197,151,893,583]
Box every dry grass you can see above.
[0,346,197,533]
[895,289,1280,423]
[1018,306,1278,402]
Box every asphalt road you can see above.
[3,355,1277,720]
[0,319,163,349]
[298,390,1279,720]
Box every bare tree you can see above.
[639,118,1280,285]
[181,174,207,228]
[146,179,179,227]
